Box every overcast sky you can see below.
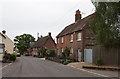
[0,0,95,41]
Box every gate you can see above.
[84,49,92,63]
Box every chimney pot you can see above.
[2,30,6,34]
[48,32,51,36]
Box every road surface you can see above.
[1,56,119,78]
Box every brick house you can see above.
[56,10,95,63]
[29,32,56,55]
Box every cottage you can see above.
[0,32,5,61]
[30,32,56,56]
[56,10,95,63]
[2,30,14,54]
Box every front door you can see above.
[78,49,81,62]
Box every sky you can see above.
[0,0,95,41]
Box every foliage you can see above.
[3,53,17,62]
[63,61,69,65]
[39,47,47,57]
[46,50,56,57]
[90,2,120,47]
[14,34,35,54]
[10,53,16,62]
[36,55,44,58]
[95,58,103,66]
[62,47,70,62]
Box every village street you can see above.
[1,56,119,78]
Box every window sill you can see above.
[70,40,73,43]
[77,39,82,41]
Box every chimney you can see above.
[41,35,43,38]
[37,33,40,39]
[2,30,6,34]
[48,32,51,37]
[75,9,81,22]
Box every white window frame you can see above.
[77,33,82,41]
[58,38,60,44]
[70,48,73,54]
[61,48,64,53]
[61,37,64,43]
[70,34,73,42]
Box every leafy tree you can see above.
[14,34,35,54]
[90,2,120,47]
[62,47,70,62]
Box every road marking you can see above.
[69,65,109,77]
[0,63,12,70]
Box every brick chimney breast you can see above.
[75,9,81,22]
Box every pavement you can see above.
[67,62,119,78]
[0,56,119,78]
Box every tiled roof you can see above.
[32,36,49,48]
[0,32,6,38]
[56,13,95,38]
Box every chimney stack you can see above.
[75,9,81,22]
[48,32,51,37]
[2,30,6,34]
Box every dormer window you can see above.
[77,33,82,41]
[70,34,73,42]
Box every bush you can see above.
[63,61,69,65]
[46,50,56,57]
[10,54,16,62]
[95,58,103,66]
[3,53,17,62]
[37,55,44,58]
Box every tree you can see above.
[90,2,120,47]
[14,34,35,54]
[62,47,70,62]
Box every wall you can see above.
[93,45,120,66]
[56,30,84,61]
[4,35,14,54]
[44,38,56,50]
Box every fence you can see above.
[93,45,120,66]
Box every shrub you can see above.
[37,55,44,58]
[95,58,103,66]
[63,61,69,65]
[3,53,17,62]
[46,50,56,57]
[10,54,16,62]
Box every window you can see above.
[58,38,60,44]
[61,37,64,43]
[61,48,64,53]
[70,34,73,42]
[0,49,3,54]
[70,48,73,54]
[77,33,82,41]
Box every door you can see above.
[78,49,81,62]
[84,49,92,63]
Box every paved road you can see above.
[1,56,119,78]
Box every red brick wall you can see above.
[57,30,84,61]
[44,38,56,50]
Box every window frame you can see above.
[70,34,73,42]
[77,32,82,41]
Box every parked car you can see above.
[25,53,29,56]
